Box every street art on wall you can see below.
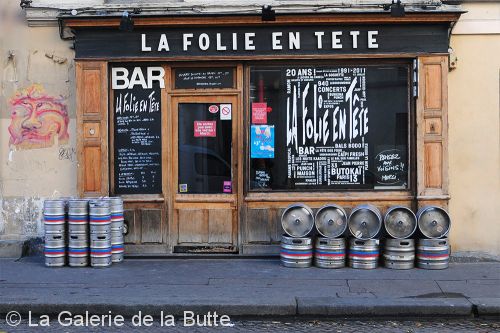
[8,84,69,150]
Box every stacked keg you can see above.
[108,197,125,263]
[43,200,66,267]
[347,204,382,269]
[382,206,417,269]
[416,206,451,269]
[67,199,90,267]
[280,204,314,268]
[313,205,347,269]
[89,199,112,268]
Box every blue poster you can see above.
[251,125,275,158]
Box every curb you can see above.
[3,297,498,318]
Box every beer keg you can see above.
[68,199,89,234]
[280,235,313,268]
[314,204,347,238]
[384,206,417,239]
[90,245,112,268]
[281,204,314,237]
[417,238,450,270]
[348,238,379,269]
[348,204,382,240]
[43,199,66,233]
[44,244,65,267]
[383,239,415,269]
[89,200,111,234]
[417,206,451,239]
[314,237,346,269]
[68,247,89,267]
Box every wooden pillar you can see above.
[416,56,449,208]
[76,61,109,197]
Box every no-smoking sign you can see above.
[220,104,232,120]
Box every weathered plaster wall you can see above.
[0,2,76,240]
[448,2,500,258]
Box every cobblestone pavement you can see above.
[1,317,499,332]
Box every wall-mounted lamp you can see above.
[261,5,276,22]
[390,0,405,17]
[20,0,32,9]
[119,11,134,32]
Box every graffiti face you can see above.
[8,85,69,149]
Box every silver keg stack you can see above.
[382,206,417,270]
[89,199,112,268]
[43,200,66,267]
[68,199,90,267]
[108,197,125,263]
[313,205,348,269]
[416,206,451,269]
[347,204,382,269]
[280,204,315,268]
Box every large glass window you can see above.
[249,64,410,191]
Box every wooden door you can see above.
[171,95,239,252]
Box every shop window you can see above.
[178,103,232,194]
[248,64,410,191]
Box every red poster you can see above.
[194,121,217,137]
[252,103,268,124]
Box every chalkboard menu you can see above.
[175,68,234,89]
[113,65,162,194]
[249,65,409,190]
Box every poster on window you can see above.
[251,125,275,158]
[285,67,370,187]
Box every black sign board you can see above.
[175,68,234,89]
[113,65,162,194]
[75,24,449,59]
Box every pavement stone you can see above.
[0,257,499,318]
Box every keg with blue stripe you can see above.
[43,199,66,234]
[107,197,124,231]
[90,245,112,268]
[89,200,111,234]
[417,238,450,269]
[68,233,89,267]
[348,238,380,269]
[111,228,124,263]
[383,239,415,269]
[314,237,346,268]
[280,235,313,268]
[68,199,89,234]
[43,199,66,267]
[44,243,65,267]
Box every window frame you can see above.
[243,59,416,196]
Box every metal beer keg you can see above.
[384,206,417,239]
[68,199,89,234]
[281,204,314,237]
[383,239,415,269]
[348,204,382,240]
[43,199,66,233]
[348,238,380,269]
[68,247,89,267]
[111,243,124,263]
[417,206,451,239]
[44,244,65,267]
[90,245,112,268]
[280,235,313,268]
[417,238,450,269]
[315,204,348,238]
[314,237,346,269]
[89,200,111,234]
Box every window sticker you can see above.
[250,125,275,159]
[220,104,232,120]
[208,104,219,114]
[179,184,188,192]
[194,120,217,137]
[223,180,232,193]
[251,103,268,124]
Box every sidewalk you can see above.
[0,257,498,318]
